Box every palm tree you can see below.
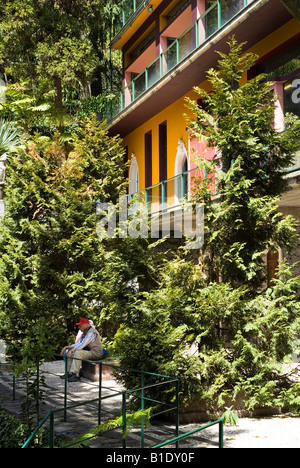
[0,119,23,155]
[0,120,23,202]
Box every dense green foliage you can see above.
[0,0,122,131]
[0,115,164,349]
[186,37,300,291]
[0,20,299,422]
[0,408,63,448]
[0,119,23,154]
[0,409,33,448]
[114,257,300,412]
[113,39,300,414]
[0,116,124,344]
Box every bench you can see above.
[80,360,117,382]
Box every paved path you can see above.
[1,359,300,448]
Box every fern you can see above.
[62,408,152,448]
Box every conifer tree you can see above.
[114,39,300,415]
[186,37,300,291]
[0,115,156,346]
[0,0,121,131]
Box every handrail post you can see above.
[195,17,199,48]
[49,411,55,449]
[219,418,224,448]
[145,67,149,92]
[12,345,17,401]
[120,89,124,111]
[122,391,127,448]
[217,0,222,29]
[98,361,103,425]
[63,355,68,422]
[181,173,185,200]
[36,357,40,426]
[176,38,180,64]
[161,181,166,210]
[160,53,163,78]
[141,370,145,448]
[175,379,179,448]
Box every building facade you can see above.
[107,0,300,273]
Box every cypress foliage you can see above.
[113,39,300,414]
[0,116,125,344]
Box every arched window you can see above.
[129,153,139,196]
[174,139,189,205]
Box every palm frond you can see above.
[0,119,24,155]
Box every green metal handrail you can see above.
[11,350,179,449]
[21,410,55,449]
[151,417,224,448]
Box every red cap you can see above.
[76,318,90,325]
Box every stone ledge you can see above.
[80,360,118,382]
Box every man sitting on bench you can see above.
[60,318,103,382]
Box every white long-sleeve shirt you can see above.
[72,326,103,358]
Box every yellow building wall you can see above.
[123,18,300,193]
[123,88,199,192]
[248,19,300,65]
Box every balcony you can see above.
[128,166,213,216]
[112,0,153,44]
[107,0,294,137]
[128,150,300,217]
[108,0,251,121]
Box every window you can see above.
[145,131,153,203]
[159,121,168,207]
[220,0,244,25]
[145,131,152,188]
[159,121,167,182]
[129,29,156,63]
[175,139,189,204]
[165,0,190,25]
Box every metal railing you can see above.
[152,417,224,448]
[113,0,146,37]
[128,166,210,216]
[107,0,249,121]
[21,376,179,448]
[4,349,180,448]
[127,150,300,217]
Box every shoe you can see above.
[68,373,81,382]
[60,373,72,379]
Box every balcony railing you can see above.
[106,0,248,121]
[112,0,146,39]
[128,166,210,216]
[286,150,300,174]
[128,152,300,216]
